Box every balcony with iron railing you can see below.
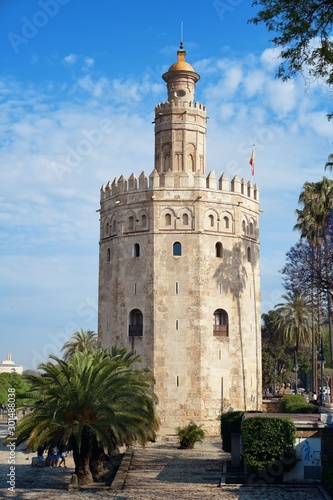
[129,325,143,337]
[213,325,228,337]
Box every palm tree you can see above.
[13,349,158,484]
[61,329,98,361]
[325,153,333,173]
[294,178,333,394]
[274,291,312,354]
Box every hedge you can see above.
[220,411,244,452]
[279,394,318,414]
[242,417,297,482]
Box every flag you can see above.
[249,147,255,176]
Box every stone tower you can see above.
[98,46,261,434]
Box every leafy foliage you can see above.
[0,372,31,406]
[274,291,312,352]
[176,421,205,449]
[250,1,333,116]
[12,348,158,484]
[279,394,318,414]
[242,417,297,480]
[61,329,98,361]
[281,178,333,391]
[220,411,244,452]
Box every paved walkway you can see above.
[0,424,331,499]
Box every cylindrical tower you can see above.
[98,47,261,435]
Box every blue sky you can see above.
[1,0,332,370]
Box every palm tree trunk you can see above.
[327,294,333,403]
[72,430,94,485]
[311,280,316,392]
[90,437,108,482]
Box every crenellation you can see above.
[128,173,137,191]
[219,172,230,191]
[155,100,206,113]
[241,178,247,195]
[139,171,148,190]
[194,171,206,189]
[117,175,127,193]
[253,183,259,201]
[247,180,253,199]
[111,178,118,196]
[100,169,260,204]
[206,170,217,189]
[231,175,242,193]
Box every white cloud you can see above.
[63,53,78,65]
[83,56,95,69]
[260,47,282,71]
[266,78,296,116]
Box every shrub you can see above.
[220,411,244,452]
[279,394,318,414]
[242,417,297,482]
[176,421,205,449]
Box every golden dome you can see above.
[167,50,195,72]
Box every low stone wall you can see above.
[261,399,280,413]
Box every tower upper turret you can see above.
[162,48,200,103]
[154,46,206,175]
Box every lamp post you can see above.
[293,349,299,394]
[318,341,326,406]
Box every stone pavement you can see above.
[0,425,331,499]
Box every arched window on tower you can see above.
[209,214,214,227]
[242,220,246,233]
[141,214,147,227]
[165,213,172,226]
[187,153,195,172]
[128,216,134,231]
[164,153,170,171]
[182,213,189,226]
[175,153,182,171]
[247,247,251,262]
[134,243,140,257]
[249,221,254,235]
[223,216,229,229]
[173,242,182,256]
[213,309,228,337]
[129,309,143,337]
[215,242,223,258]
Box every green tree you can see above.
[261,311,288,390]
[250,0,333,116]
[12,349,158,485]
[61,329,98,361]
[274,292,312,392]
[274,291,312,353]
[294,178,333,394]
[0,373,31,406]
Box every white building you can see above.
[0,353,23,375]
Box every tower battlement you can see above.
[100,169,259,203]
[155,100,206,112]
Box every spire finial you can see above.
[180,21,184,49]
